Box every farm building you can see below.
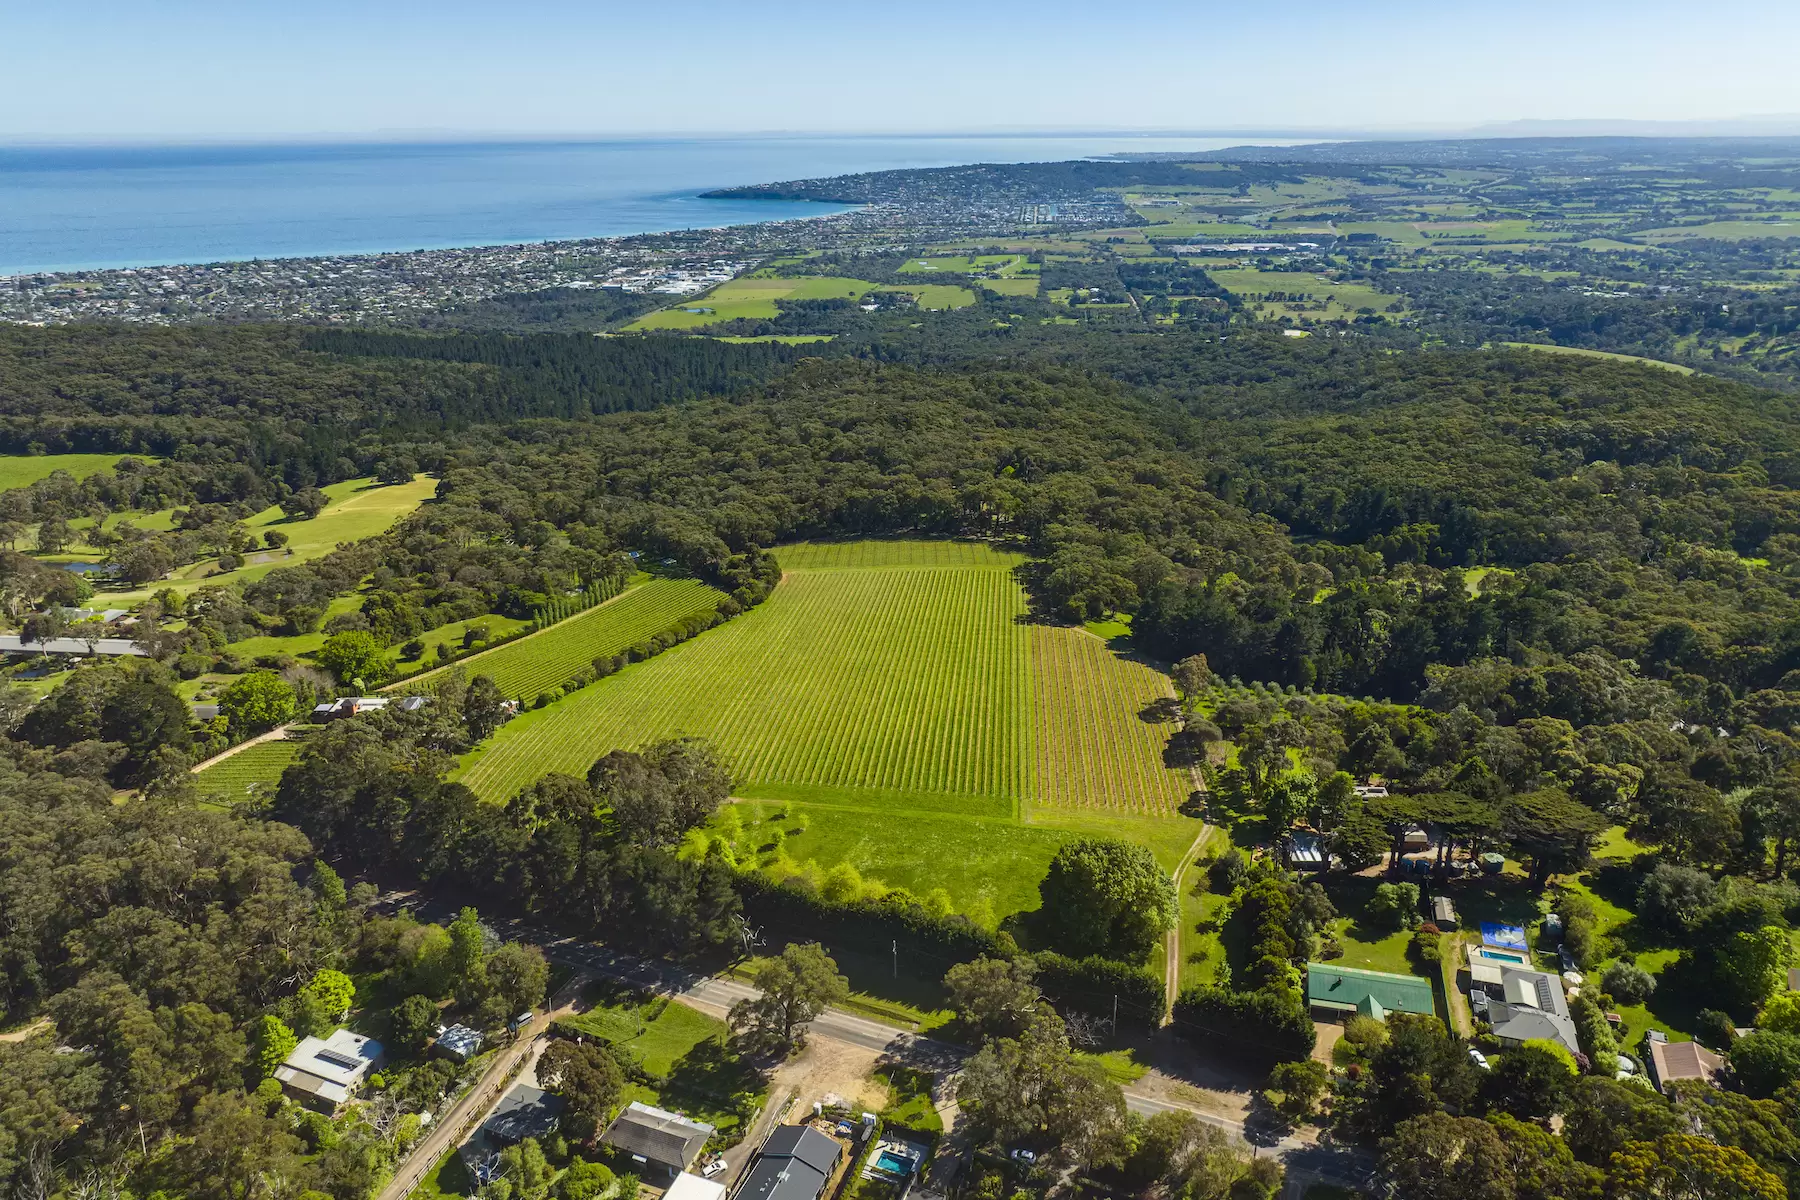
[434,1023,483,1062]
[1430,895,1458,929]
[735,1125,845,1200]
[1477,967,1580,1057]
[1283,831,1325,869]
[602,1101,715,1177]
[484,1085,564,1146]
[273,1029,383,1113]
[1305,963,1435,1021]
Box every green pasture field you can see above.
[1139,223,1266,240]
[192,739,303,804]
[558,983,729,1076]
[1498,342,1694,375]
[406,578,724,701]
[710,335,835,344]
[896,254,1031,276]
[979,278,1040,297]
[627,276,878,330]
[880,284,976,310]
[455,539,1199,916]
[1205,268,1401,322]
[95,475,437,606]
[1639,219,1800,241]
[0,453,137,491]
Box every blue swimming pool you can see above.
[1477,949,1527,961]
[874,1151,915,1177]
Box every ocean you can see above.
[0,134,1284,276]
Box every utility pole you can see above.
[892,940,898,980]
[1112,993,1118,1031]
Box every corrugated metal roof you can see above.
[1306,963,1435,1015]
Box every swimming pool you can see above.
[1476,948,1529,962]
[874,1151,916,1177]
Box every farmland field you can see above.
[0,453,136,491]
[192,739,302,803]
[458,541,1033,810]
[406,578,725,701]
[1204,268,1401,322]
[627,276,878,330]
[454,539,1199,915]
[881,284,977,310]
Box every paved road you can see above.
[532,938,1374,1188]
[378,972,586,1200]
[382,896,1377,1196]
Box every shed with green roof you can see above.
[1306,963,1435,1021]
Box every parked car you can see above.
[1010,1149,1038,1166]
[1468,1048,1490,1070]
[702,1159,728,1179]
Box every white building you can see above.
[274,1029,384,1112]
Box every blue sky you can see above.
[6,0,1798,139]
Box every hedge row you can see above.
[735,872,1015,970]
[1171,985,1315,1064]
[1031,952,1164,1028]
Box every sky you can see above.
[5,0,1799,141]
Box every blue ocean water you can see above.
[0,134,1276,276]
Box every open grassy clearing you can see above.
[978,278,1040,297]
[404,578,724,702]
[0,453,137,491]
[557,981,730,1076]
[1204,269,1401,321]
[709,334,835,344]
[191,739,303,804]
[879,284,977,310]
[627,276,877,330]
[95,476,436,605]
[896,254,1034,276]
[1499,341,1695,374]
[1639,219,1800,241]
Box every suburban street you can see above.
[377,893,1376,1198]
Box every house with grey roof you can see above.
[1481,966,1580,1057]
[734,1125,844,1200]
[601,1101,715,1177]
[273,1029,384,1113]
[484,1085,564,1146]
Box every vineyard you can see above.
[191,738,303,804]
[457,540,1032,808]
[1030,627,1190,814]
[456,539,1192,821]
[417,578,725,701]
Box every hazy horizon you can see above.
[8,0,1798,140]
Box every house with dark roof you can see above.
[734,1125,844,1200]
[1306,963,1435,1021]
[1482,967,1580,1058]
[601,1101,715,1176]
[484,1085,565,1146]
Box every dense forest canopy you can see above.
[11,186,1800,1200]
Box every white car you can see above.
[1467,1048,1490,1070]
[702,1159,728,1179]
[1010,1149,1038,1166]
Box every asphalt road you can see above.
[383,894,1378,1194]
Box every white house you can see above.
[274,1029,384,1112]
